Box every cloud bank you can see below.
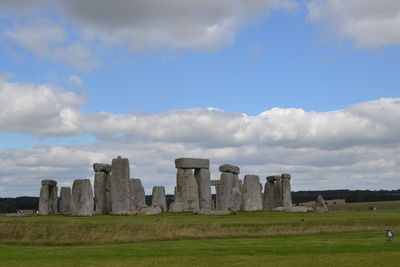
[0,78,399,196]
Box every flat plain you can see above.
[1,202,399,266]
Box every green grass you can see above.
[1,232,399,266]
[1,210,400,266]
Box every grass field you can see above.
[0,205,399,266]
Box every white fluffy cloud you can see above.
[3,18,98,71]
[308,0,400,49]
[0,78,400,196]
[0,77,83,136]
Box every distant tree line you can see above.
[1,189,400,213]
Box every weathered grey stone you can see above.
[71,179,94,216]
[129,178,146,211]
[263,180,276,211]
[93,163,111,174]
[59,187,71,215]
[41,179,57,187]
[271,206,308,213]
[230,186,242,212]
[175,158,209,169]
[195,210,232,215]
[94,172,111,214]
[266,175,280,182]
[111,156,131,214]
[218,164,240,174]
[315,195,328,212]
[138,206,162,216]
[168,202,184,213]
[152,186,167,212]
[233,174,241,188]
[194,168,212,210]
[38,179,58,215]
[242,175,263,211]
[217,172,234,211]
[274,178,283,207]
[175,168,200,211]
[210,180,221,186]
[281,173,292,208]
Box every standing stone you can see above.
[315,195,328,212]
[274,178,283,207]
[59,187,71,215]
[38,180,58,215]
[130,178,146,210]
[111,156,131,214]
[217,172,234,211]
[152,186,167,212]
[194,168,212,210]
[230,186,242,212]
[71,179,94,216]
[94,172,112,214]
[242,175,263,211]
[263,175,280,211]
[175,168,199,211]
[281,173,292,208]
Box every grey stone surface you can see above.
[175,168,200,211]
[129,178,146,211]
[263,180,276,211]
[152,186,167,212]
[168,202,184,213]
[94,172,111,214]
[71,179,94,216]
[111,156,131,214]
[138,206,162,216]
[274,178,283,207]
[175,158,209,169]
[59,187,71,215]
[217,172,234,211]
[266,175,280,182]
[281,173,292,208]
[93,163,111,174]
[230,186,242,212]
[315,195,328,212]
[194,168,212,210]
[271,206,308,213]
[195,210,232,215]
[241,175,263,211]
[38,180,58,215]
[218,164,240,174]
[210,180,221,186]
[41,179,57,186]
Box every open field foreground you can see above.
[1,210,399,266]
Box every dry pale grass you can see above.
[0,218,396,245]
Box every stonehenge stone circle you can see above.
[94,171,112,214]
[242,175,263,211]
[39,179,58,215]
[71,179,94,216]
[194,168,212,210]
[315,195,328,212]
[130,178,146,210]
[59,187,71,215]
[152,186,167,212]
[281,174,292,208]
[111,156,131,214]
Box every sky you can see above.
[0,0,400,197]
